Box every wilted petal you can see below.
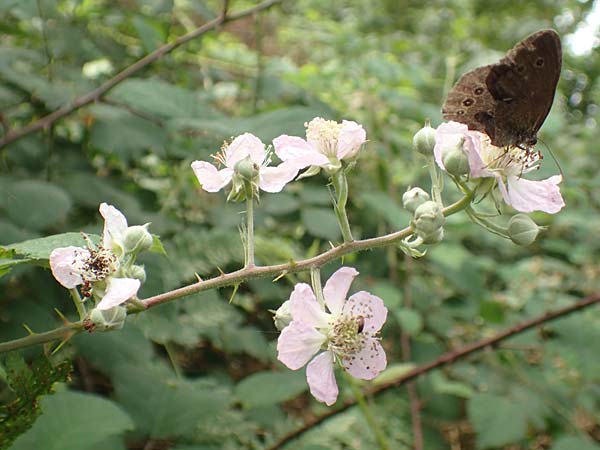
[504,175,565,214]
[226,133,266,167]
[191,161,234,192]
[341,337,387,380]
[306,351,338,405]
[345,291,388,333]
[259,161,299,193]
[273,135,330,169]
[290,283,329,328]
[96,277,140,310]
[49,246,89,288]
[323,267,359,315]
[99,203,128,250]
[336,120,366,159]
[277,321,326,370]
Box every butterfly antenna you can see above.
[537,138,564,179]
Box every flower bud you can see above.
[234,155,260,181]
[127,264,147,283]
[413,123,436,156]
[272,300,292,331]
[508,214,540,246]
[421,227,444,244]
[412,200,445,236]
[402,187,430,213]
[441,139,469,177]
[89,306,127,331]
[123,224,153,255]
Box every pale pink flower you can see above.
[273,118,366,173]
[191,133,298,193]
[434,122,565,214]
[277,267,387,405]
[49,203,141,310]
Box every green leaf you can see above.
[3,180,72,230]
[551,436,600,450]
[301,207,341,241]
[235,371,307,408]
[2,232,100,262]
[396,308,423,335]
[480,300,505,323]
[358,191,410,229]
[10,391,133,450]
[430,372,474,398]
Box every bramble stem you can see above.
[331,170,353,242]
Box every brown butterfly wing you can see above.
[442,29,562,147]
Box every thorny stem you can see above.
[344,371,391,450]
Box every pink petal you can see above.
[49,246,89,288]
[277,321,326,370]
[191,161,233,192]
[99,203,128,250]
[96,277,140,310]
[306,351,338,405]
[345,291,388,333]
[504,175,565,214]
[434,122,487,177]
[258,161,299,193]
[272,135,330,169]
[341,337,387,380]
[225,133,265,167]
[289,283,329,328]
[336,120,366,159]
[323,267,359,315]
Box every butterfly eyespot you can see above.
[535,57,544,67]
[462,98,474,107]
[456,110,465,116]
[474,87,485,95]
[517,64,526,73]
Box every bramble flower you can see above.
[273,117,366,174]
[49,203,141,311]
[276,267,387,405]
[434,122,565,214]
[191,133,299,195]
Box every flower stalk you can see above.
[331,170,353,242]
[245,184,256,268]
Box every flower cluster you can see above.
[276,267,387,405]
[50,203,152,317]
[434,122,565,214]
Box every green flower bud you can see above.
[412,200,445,236]
[402,187,430,213]
[234,155,260,181]
[272,300,292,331]
[89,306,127,331]
[441,139,469,177]
[413,123,436,156]
[123,224,153,255]
[127,264,147,283]
[508,213,540,246]
[421,227,444,244]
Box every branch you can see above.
[266,293,600,450]
[0,0,285,150]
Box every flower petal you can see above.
[306,351,338,405]
[277,321,326,370]
[323,267,359,315]
[226,133,266,167]
[345,291,388,334]
[434,122,488,177]
[341,337,387,380]
[259,161,299,193]
[49,246,89,288]
[273,135,330,169]
[99,203,128,250]
[96,277,140,310]
[191,161,233,192]
[290,283,329,328]
[336,120,366,160]
[504,175,565,214]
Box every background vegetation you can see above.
[1,0,599,449]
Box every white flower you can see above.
[191,133,298,193]
[434,122,565,214]
[277,267,387,405]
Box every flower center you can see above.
[77,247,118,282]
[327,315,366,357]
[305,117,342,158]
[212,142,229,168]
[481,140,541,177]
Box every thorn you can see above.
[328,241,335,249]
[217,267,226,276]
[22,323,35,335]
[273,271,287,282]
[229,283,240,304]
[194,273,203,282]
[51,332,76,355]
[54,308,70,325]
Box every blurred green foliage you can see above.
[1,0,600,449]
